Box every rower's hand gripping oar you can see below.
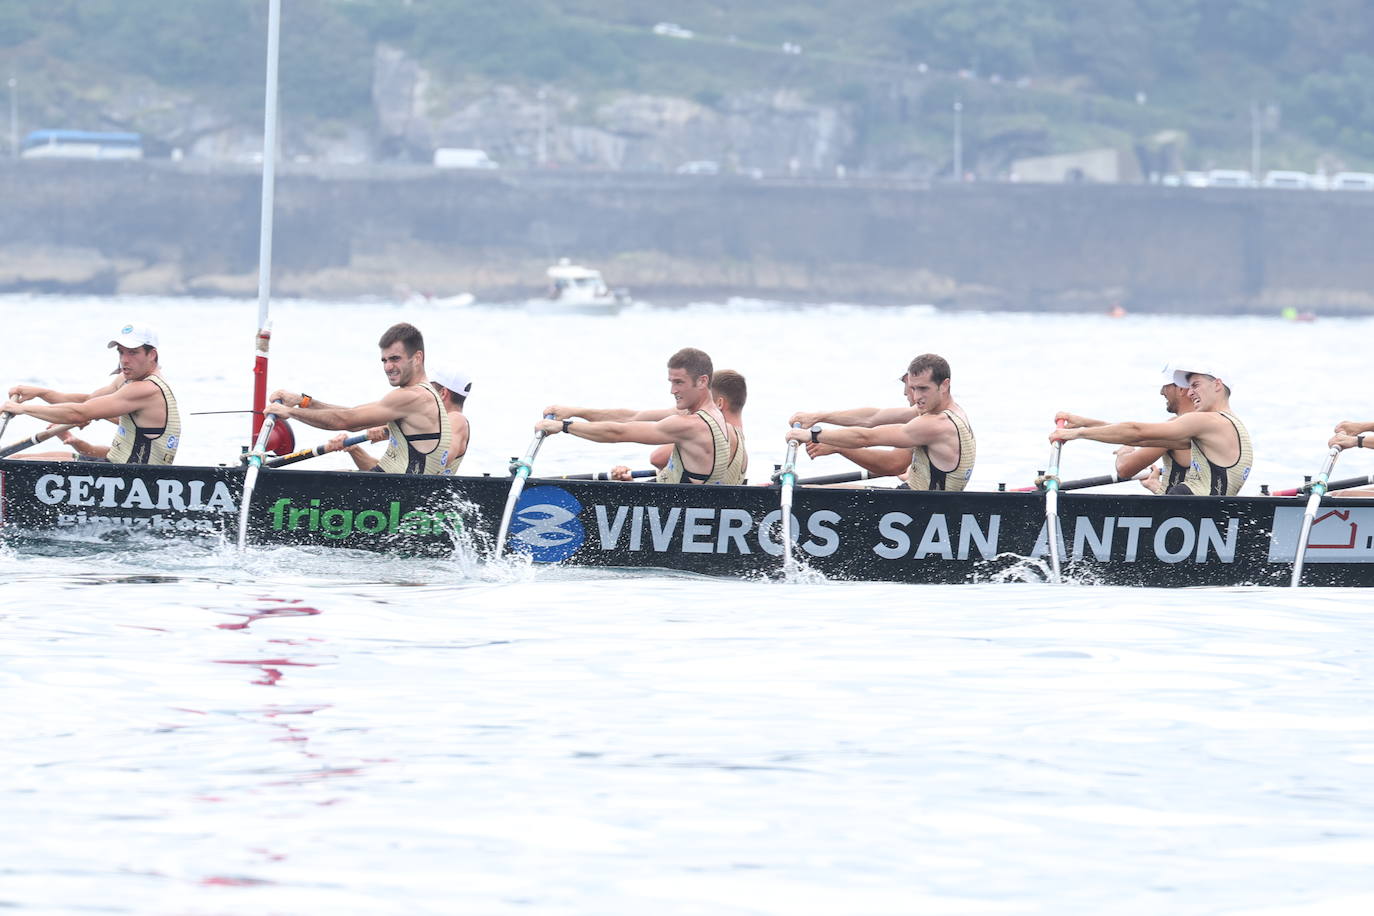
[236,399,282,550]
[264,433,369,469]
[1044,419,1068,584]
[775,423,805,571]
[1290,445,1342,587]
[0,423,79,459]
[494,414,556,558]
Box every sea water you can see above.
[1,295,1372,914]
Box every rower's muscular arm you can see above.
[1053,414,1211,450]
[536,415,686,446]
[789,413,950,450]
[1114,446,1166,478]
[810,443,913,477]
[790,407,889,428]
[267,388,419,431]
[543,404,670,422]
[2,381,154,426]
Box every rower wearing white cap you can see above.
[328,365,471,475]
[1051,362,1253,496]
[1054,361,1197,494]
[1,322,181,464]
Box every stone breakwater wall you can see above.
[2,160,1372,312]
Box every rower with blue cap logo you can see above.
[1050,360,1253,496]
[0,322,182,464]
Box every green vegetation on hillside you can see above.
[1,0,1371,168]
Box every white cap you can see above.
[1172,363,1231,388]
[1160,360,1183,385]
[108,323,159,349]
[431,367,472,399]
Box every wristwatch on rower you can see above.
[562,419,574,434]
[1359,433,1367,449]
[810,426,822,444]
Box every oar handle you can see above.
[264,433,369,468]
[1013,471,1147,492]
[796,469,872,486]
[557,469,655,480]
[0,423,79,459]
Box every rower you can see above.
[788,364,923,481]
[327,366,472,475]
[265,322,451,475]
[606,368,749,481]
[785,354,976,491]
[539,347,745,484]
[1055,361,1198,494]
[1,323,181,464]
[1050,361,1253,496]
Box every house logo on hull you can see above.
[509,486,585,562]
[1269,507,1374,562]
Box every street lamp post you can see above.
[953,100,963,181]
[8,76,17,159]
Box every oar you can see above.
[1273,471,1374,497]
[494,414,556,558]
[556,469,655,480]
[236,399,282,551]
[1291,446,1341,587]
[264,433,369,468]
[1012,471,1149,492]
[0,423,78,459]
[777,423,804,571]
[1043,419,1067,583]
[796,469,873,486]
[0,411,12,441]
[190,409,264,416]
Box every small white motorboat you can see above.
[540,258,629,312]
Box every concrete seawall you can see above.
[2,160,1372,312]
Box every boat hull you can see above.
[4,458,1372,586]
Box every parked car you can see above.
[1206,169,1255,188]
[1331,171,1374,191]
[652,22,693,39]
[675,160,720,175]
[434,148,498,169]
[1262,170,1312,189]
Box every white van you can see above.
[1261,170,1311,189]
[1206,169,1255,188]
[433,148,499,169]
[1331,171,1374,191]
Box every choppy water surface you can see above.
[3,296,1374,913]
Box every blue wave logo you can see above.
[509,486,584,562]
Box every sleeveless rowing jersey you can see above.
[1159,451,1188,492]
[107,375,180,465]
[656,409,736,485]
[905,409,976,491]
[1176,412,1253,496]
[374,383,452,475]
[442,413,466,476]
[719,424,747,485]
